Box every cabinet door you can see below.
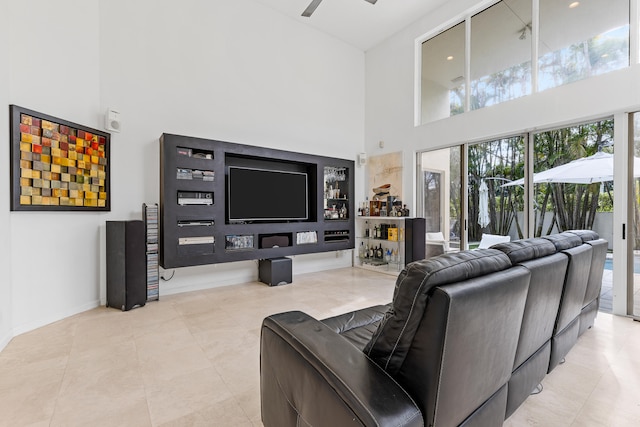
[323,166,349,220]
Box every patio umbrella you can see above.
[502,152,640,186]
[478,180,490,228]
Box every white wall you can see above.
[0,0,13,350]
[1,0,365,350]
[6,0,103,338]
[97,0,365,296]
[366,0,640,214]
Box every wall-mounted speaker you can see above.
[358,152,367,165]
[105,108,121,132]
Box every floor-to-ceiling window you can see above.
[532,119,614,238]
[418,118,617,310]
[467,136,526,247]
[631,113,640,318]
[417,147,462,248]
[532,119,615,311]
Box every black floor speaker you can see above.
[106,220,147,311]
[259,257,292,286]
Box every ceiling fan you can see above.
[302,0,378,18]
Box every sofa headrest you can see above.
[565,229,600,242]
[364,249,511,374]
[542,232,583,251]
[491,238,557,264]
[400,249,512,289]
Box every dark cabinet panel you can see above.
[160,134,355,268]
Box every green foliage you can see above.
[464,119,614,241]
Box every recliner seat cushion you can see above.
[363,249,512,374]
[321,305,388,350]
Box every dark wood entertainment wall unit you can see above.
[159,133,355,269]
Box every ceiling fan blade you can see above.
[302,0,323,17]
[364,0,378,4]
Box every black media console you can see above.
[159,133,355,269]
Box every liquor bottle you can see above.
[364,243,369,259]
[364,221,369,238]
[359,242,365,259]
[376,244,383,259]
[364,197,370,216]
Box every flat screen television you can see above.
[227,166,309,222]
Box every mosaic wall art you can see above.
[10,105,111,211]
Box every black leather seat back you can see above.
[581,238,608,308]
[492,238,569,418]
[579,238,607,335]
[562,230,607,336]
[542,233,593,371]
[554,244,593,332]
[365,249,530,426]
[394,263,530,427]
[492,238,567,368]
[364,249,512,374]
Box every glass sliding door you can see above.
[532,119,614,312]
[632,113,640,317]
[417,147,462,252]
[532,120,614,237]
[467,136,526,248]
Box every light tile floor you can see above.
[0,267,639,426]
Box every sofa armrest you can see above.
[260,311,423,427]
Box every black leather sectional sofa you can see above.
[260,230,607,427]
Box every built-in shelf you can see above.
[354,217,425,276]
[159,133,355,268]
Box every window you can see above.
[419,0,631,122]
[538,0,629,91]
[417,147,462,245]
[467,136,526,244]
[420,22,465,124]
[532,120,614,236]
[470,0,532,110]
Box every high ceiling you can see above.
[250,0,451,51]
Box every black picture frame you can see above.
[9,105,111,211]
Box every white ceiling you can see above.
[251,0,451,51]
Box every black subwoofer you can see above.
[259,257,292,286]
